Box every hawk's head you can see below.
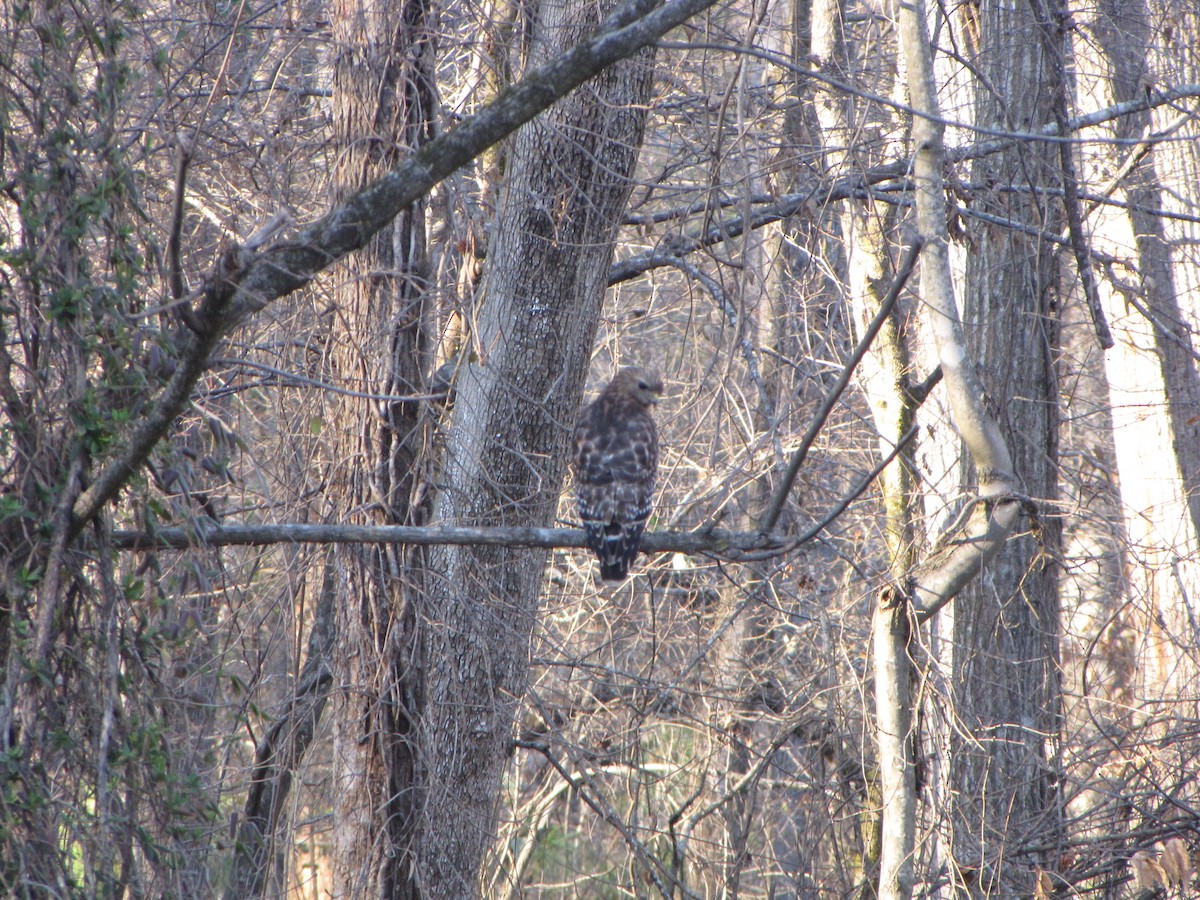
[609,366,663,409]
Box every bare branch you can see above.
[224,555,337,900]
[515,742,701,900]
[787,419,924,553]
[109,521,793,559]
[167,140,192,305]
[664,255,779,439]
[911,496,1031,622]
[1031,0,1114,350]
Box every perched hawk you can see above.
[573,367,663,583]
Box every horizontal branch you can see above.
[110,522,795,559]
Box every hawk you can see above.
[573,366,663,583]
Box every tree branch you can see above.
[223,0,724,326]
[109,522,792,559]
[167,140,192,306]
[911,495,1031,622]
[899,37,1025,618]
[1032,0,1114,350]
[224,553,337,900]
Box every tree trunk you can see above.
[415,0,656,893]
[894,0,1032,892]
[809,0,919,891]
[948,0,1065,890]
[1090,0,1200,704]
[327,0,438,895]
[1095,0,1200,541]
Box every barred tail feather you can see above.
[584,520,647,583]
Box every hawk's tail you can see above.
[585,520,646,584]
[599,558,630,583]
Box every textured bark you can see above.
[948,0,1065,891]
[327,0,438,895]
[415,0,657,893]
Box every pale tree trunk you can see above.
[810,0,917,893]
[946,0,1065,891]
[327,0,438,895]
[1093,0,1200,545]
[809,0,926,894]
[1085,0,1200,705]
[858,241,922,900]
[1054,0,1139,807]
[416,0,656,893]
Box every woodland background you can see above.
[3,0,1200,896]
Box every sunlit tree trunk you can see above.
[894,0,1039,894]
[1085,0,1200,706]
[811,0,919,894]
[1093,0,1200,546]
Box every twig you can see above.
[786,418,925,551]
[609,85,1200,287]
[515,741,701,900]
[663,255,780,449]
[209,357,448,403]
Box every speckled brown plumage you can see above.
[573,367,663,583]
